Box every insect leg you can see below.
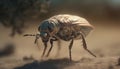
[69,38,74,61]
[80,33,96,57]
[41,42,48,57]
[46,37,58,57]
[55,39,61,57]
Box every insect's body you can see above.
[39,14,93,41]
[24,14,96,61]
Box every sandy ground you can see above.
[0,20,120,69]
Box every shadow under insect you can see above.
[14,58,77,69]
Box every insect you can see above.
[24,14,96,61]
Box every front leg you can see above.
[46,37,58,57]
[41,42,48,57]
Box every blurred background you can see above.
[0,0,120,61]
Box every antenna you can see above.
[23,34,41,49]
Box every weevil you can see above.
[24,14,96,61]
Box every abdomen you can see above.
[49,14,94,40]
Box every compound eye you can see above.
[43,33,48,37]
